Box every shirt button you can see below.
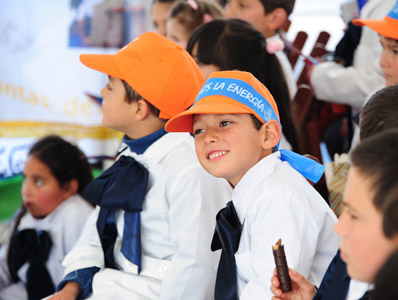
[158,265,167,273]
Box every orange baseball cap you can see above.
[165,70,280,133]
[353,1,398,39]
[80,32,204,119]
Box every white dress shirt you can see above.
[62,132,232,300]
[230,152,340,299]
[0,195,94,300]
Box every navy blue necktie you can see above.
[81,155,148,272]
[8,229,55,300]
[211,201,242,300]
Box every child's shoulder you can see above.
[53,194,94,224]
[248,154,325,205]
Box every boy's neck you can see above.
[126,115,166,139]
[123,127,167,154]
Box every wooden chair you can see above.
[296,31,330,86]
[287,31,308,69]
[292,83,314,128]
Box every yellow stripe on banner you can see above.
[0,121,122,140]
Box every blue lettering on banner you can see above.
[195,77,280,125]
[0,142,31,178]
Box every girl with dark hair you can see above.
[0,135,94,300]
[186,18,300,152]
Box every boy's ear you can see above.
[135,99,151,121]
[267,8,288,33]
[260,119,281,149]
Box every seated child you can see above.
[349,0,398,149]
[165,70,340,299]
[224,0,297,99]
[271,128,398,300]
[51,32,232,300]
[165,0,223,49]
[325,0,398,216]
[0,135,94,300]
[309,0,395,115]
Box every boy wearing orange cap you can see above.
[50,32,231,300]
[353,1,398,88]
[165,70,340,299]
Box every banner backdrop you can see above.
[0,0,150,178]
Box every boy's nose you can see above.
[204,129,218,144]
[379,50,389,68]
[100,87,107,98]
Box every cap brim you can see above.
[165,96,256,132]
[353,16,398,39]
[80,54,124,79]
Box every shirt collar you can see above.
[119,132,194,165]
[122,128,167,155]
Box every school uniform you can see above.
[0,195,94,300]
[59,131,232,300]
[314,250,370,300]
[227,152,340,299]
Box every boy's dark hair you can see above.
[187,18,300,152]
[168,0,223,34]
[374,251,398,299]
[250,114,263,130]
[359,85,398,141]
[350,128,398,238]
[260,0,295,16]
[121,80,163,119]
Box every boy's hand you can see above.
[47,282,81,300]
[270,268,317,300]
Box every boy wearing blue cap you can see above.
[165,70,340,299]
[50,32,232,300]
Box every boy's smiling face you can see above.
[193,113,270,186]
[379,35,398,86]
